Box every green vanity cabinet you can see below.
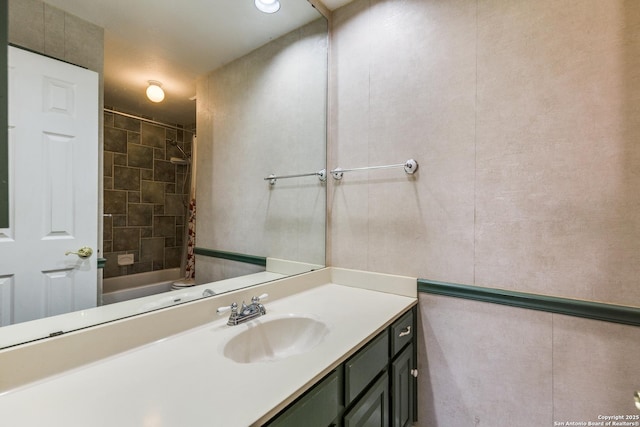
[267,305,417,427]
[266,369,343,427]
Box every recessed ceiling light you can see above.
[146,80,165,103]
[255,0,280,14]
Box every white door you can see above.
[0,46,99,325]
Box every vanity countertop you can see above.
[0,271,417,426]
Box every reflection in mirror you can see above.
[0,0,6,229]
[195,17,327,290]
[0,0,327,349]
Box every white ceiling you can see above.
[41,0,352,125]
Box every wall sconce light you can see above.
[146,80,165,103]
[635,391,640,411]
[255,0,280,14]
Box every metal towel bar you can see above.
[330,159,418,180]
[264,169,327,185]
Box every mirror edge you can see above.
[1,0,8,229]
[307,0,331,19]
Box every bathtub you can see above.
[102,268,182,305]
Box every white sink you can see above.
[223,314,329,364]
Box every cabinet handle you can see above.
[398,325,411,337]
[411,369,418,378]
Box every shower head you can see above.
[167,138,191,163]
[170,156,190,165]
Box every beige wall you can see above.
[196,19,327,283]
[329,0,640,425]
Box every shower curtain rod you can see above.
[103,108,196,134]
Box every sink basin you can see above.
[223,315,329,364]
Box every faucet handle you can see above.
[217,302,238,315]
[252,293,268,303]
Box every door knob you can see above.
[65,246,93,258]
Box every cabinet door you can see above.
[267,370,342,427]
[391,344,414,427]
[343,372,389,427]
[345,330,389,405]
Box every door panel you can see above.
[43,132,75,238]
[0,46,99,325]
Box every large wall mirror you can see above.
[0,0,7,229]
[0,0,327,349]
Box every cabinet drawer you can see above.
[390,309,414,357]
[267,369,342,427]
[345,329,389,405]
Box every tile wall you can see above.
[103,111,193,278]
[8,0,103,74]
[329,0,640,425]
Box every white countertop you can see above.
[0,279,416,426]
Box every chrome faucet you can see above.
[217,293,268,326]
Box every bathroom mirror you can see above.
[0,0,327,349]
[0,0,6,230]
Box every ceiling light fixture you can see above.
[146,80,165,103]
[254,0,280,14]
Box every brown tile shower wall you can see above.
[103,111,193,278]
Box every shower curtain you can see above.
[184,135,197,280]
